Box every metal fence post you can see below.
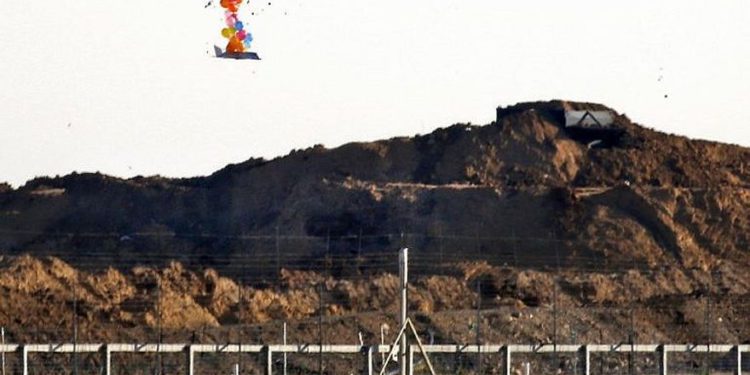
[101,344,111,375]
[366,346,374,375]
[399,248,409,375]
[504,345,511,375]
[405,345,413,375]
[265,345,273,375]
[659,345,668,375]
[185,345,194,375]
[1,326,5,375]
[283,322,288,375]
[20,345,27,375]
[736,345,742,375]
[580,345,590,375]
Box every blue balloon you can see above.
[245,32,253,42]
[235,21,244,31]
[243,39,252,48]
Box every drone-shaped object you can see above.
[213,0,260,60]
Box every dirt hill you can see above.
[1,100,748,272]
[0,101,748,371]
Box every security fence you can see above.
[0,232,748,374]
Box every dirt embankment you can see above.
[0,256,748,347]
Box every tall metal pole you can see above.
[399,248,408,375]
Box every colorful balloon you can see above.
[220,0,240,12]
[218,0,254,55]
[227,36,244,53]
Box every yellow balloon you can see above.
[221,28,232,38]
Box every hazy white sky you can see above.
[1,0,748,187]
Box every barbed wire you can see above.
[1,228,749,245]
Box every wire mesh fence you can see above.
[0,231,747,374]
[109,352,184,375]
[588,351,661,375]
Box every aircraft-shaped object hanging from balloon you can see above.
[213,45,260,60]
[212,0,260,60]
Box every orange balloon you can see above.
[226,36,244,53]
[221,0,240,11]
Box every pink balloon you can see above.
[237,30,247,40]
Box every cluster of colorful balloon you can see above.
[220,0,253,53]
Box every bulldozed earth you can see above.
[0,101,749,372]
